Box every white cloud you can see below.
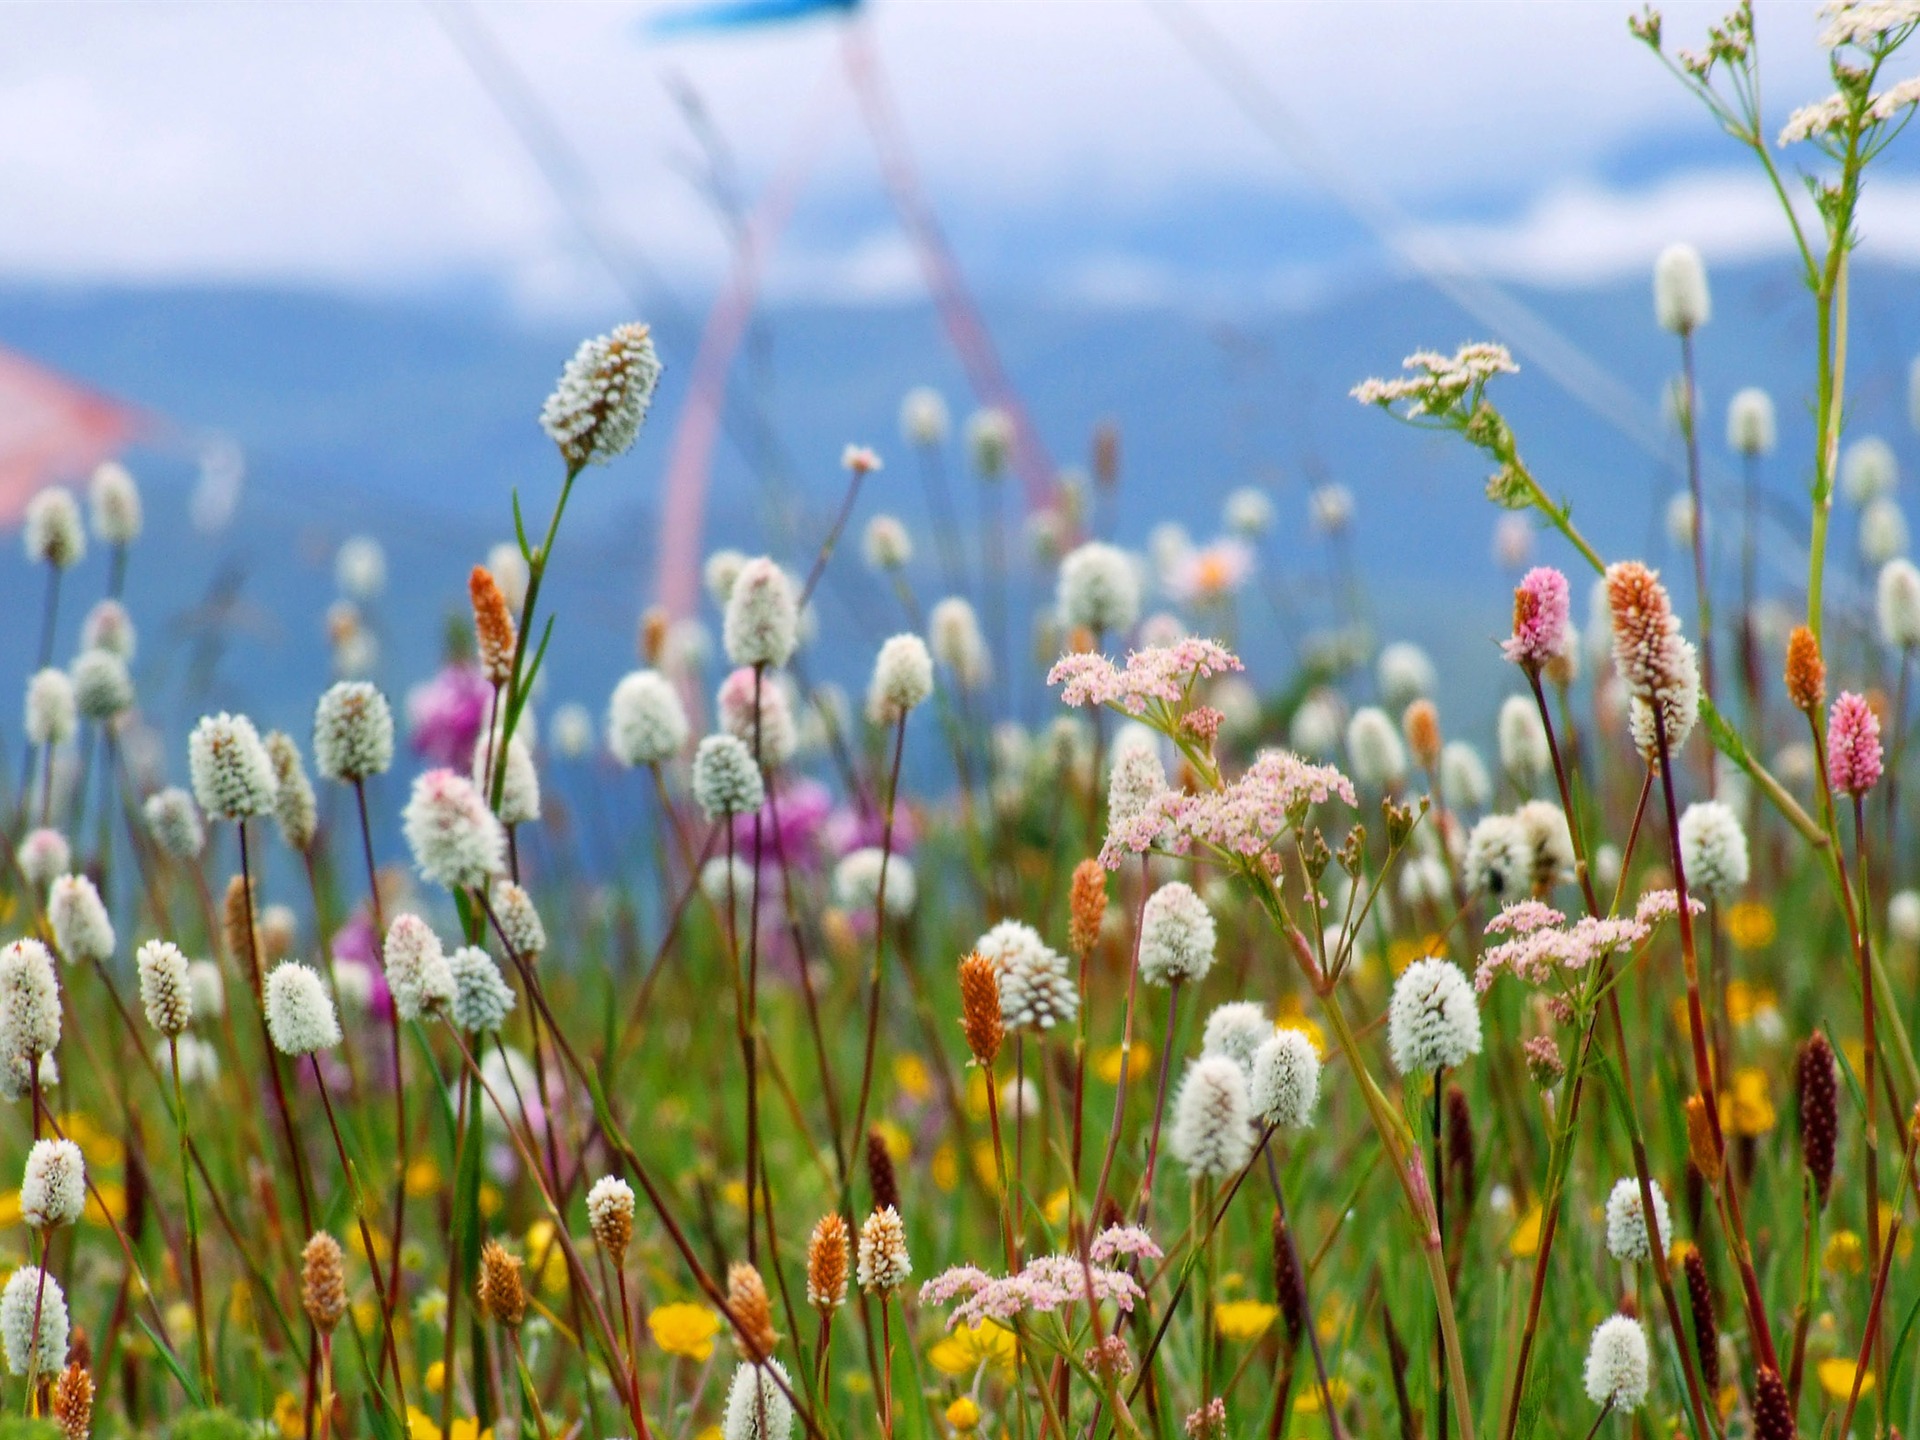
[1401,169,1920,286]
[0,0,1861,309]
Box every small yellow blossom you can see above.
[83,1183,123,1227]
[893,1054,933,1103]
[1389,936,1443,975]
[274,1391,303,1439]
[928,1320,1017,1377]
[1044,1188,1070,1227]
[1097,1043,1152,1085]
[1819,1356,1871,1399]
[1719,1067,1776,1137]
[1296,1377,1352,1413]
[1825,1230,1866,1276]
[932,1143,959,1192]
[478,1183,503,1219]
[972,1140,1001,1189]
[1509,1202,1543,1258]
[1274,1005,1326,1058]
[425,1360,445,1393]
[875,1119,912,1163]
[1725,902,1776,951]
[946,1395,982,1431]
[1215,1300,1279,1341]
[524,1218,567,1294]
[649,1302,722,1362]
[722,1179,748,1211]
[965,1068,990,1120]
[406,1158,444,1197]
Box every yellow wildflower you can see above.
[406,1158,444,1197]
[1295,1377,1352,1413]
[1825,1230,1866,1276]
[972,1140,1001,1189]
[524,1218,567,1294]
[425,1361,445,1393]
[1274,1003,1326,1058]
[893,1054,933,1103]
[1724,901,1775,951]
[946,1395,982,1431]
[478,1183,503,1219]
[82,1184,123,1227]
[1389,936,1443,975]
[1720,1068,1776,1137]
[1509,1202,1543,1258]
[1215,1300,1278,1341]
[1097,1042,1151,1085]
[965,1068,990,1120]
[722,1180,748,1211]
[274,1391,303,1439]
[875,1119,912,1163]
[649,1302,722,1362]
[1044,1188,1070,1227]
[1818,1356,1871,1399]
[931,1143,959,1193]
[928,1320,1017,1377]
[0,1192,21,1229]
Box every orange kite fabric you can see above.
[0,345,147,525]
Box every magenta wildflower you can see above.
[1828,691,1884,797]
[1502,567,1571,670]
[406,663,491,769]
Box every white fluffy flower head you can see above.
[1346,707,1406,790]
[723,558,800,670]
[1387,958,1481,1075]
[857,1206,912,1293]
[264,962,342,1056]
[608,669,689,767]
[1498,694,1550,784]
[834,848,915,918]
[1604,1177,1670,1263]
[1678,800,1749,898]
[0,1265,66,1376]
[144,788,204,860]
[89,461,142,546]
[867,633,934,723]
[978,920,1078,1031]
[1251,1029,1321,1130]
[1879,557,1920,649]
[1057,541,1141,634]
[1139,882,1217,987]
[384,914,456,1023]
[402,769,506,891]
[447,946,516,1033]
[15,830,69,892]
[1170,1055,1256,1178]
[1727,387,1775,457]
[47,874,113,964]
[24,670,76,750]
[1654,242,1710,334]
[189,712,277,821]
[1583,1315,1651,1410]
[692,734,765,821]
[24,488,84,569]
[900,386,949,446]
[540,322,661,468]
[70,648,132,723]
[20,1139,84,1229]
[136,940,193,1037]
[1201,1001,1269,1073]
[313,682,395,782]
[929,597,990,689]
[724,1357,795,1440]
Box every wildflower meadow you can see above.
[11,3,1920,1439]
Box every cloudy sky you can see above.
[0,1,1903,314]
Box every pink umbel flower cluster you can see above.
[1098,748,1357,870]
[1827,691,1884,797]
[1048,639,1243,717]
[922,1254,1144,1329]
[1475,890,1703,991]
[1502,567,1571,670]
[1088,1224,1163,1265]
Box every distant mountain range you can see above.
[0,263,1910,766]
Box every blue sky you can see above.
[0,1,1909,316]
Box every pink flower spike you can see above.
[1502,567,1571,670]
[1828,691,1884,797]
